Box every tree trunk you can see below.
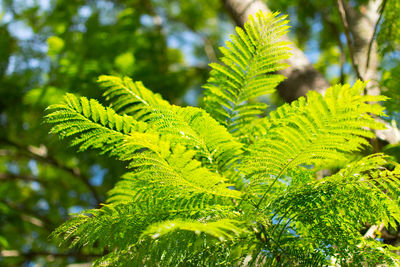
[340,0,399,144]
[221,0,330,102]
[341,0,381,95]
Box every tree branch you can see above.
[364,222,385,239]
[0,172,42,183]
[322,12,347,84]
[340,0,382,96]
[0,199,54,229]
[0,137,102,204]
[1,249,102,261]
[337,0,364,81]
[366,0,387,70]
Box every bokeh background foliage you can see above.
[0,0,399,265]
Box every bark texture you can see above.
[341,0,399,144]
[222,0,330,102]
[341,0,381,95]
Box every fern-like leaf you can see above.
[46,11,400,267]
[99,75,244,176]
[45,93,143,154]
[46,94,240,198]
[244,81,387,194]
[203,11,291,136]
[266,154,400,264]
[98,75,170,120]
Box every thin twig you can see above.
[0,199,54,229]
[0,172,42,183]
[201,34,217,62]
[366,0,387,70]
[1,249,102,259]
[323,12,347,83]
[0,137,102,204]
[337,0,364,81]
[255,151,304,209]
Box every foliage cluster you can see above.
[0,1,222,264]
[47,12,400,265]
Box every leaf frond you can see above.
[203,11,291,136]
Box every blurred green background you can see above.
[0,0,399,266]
